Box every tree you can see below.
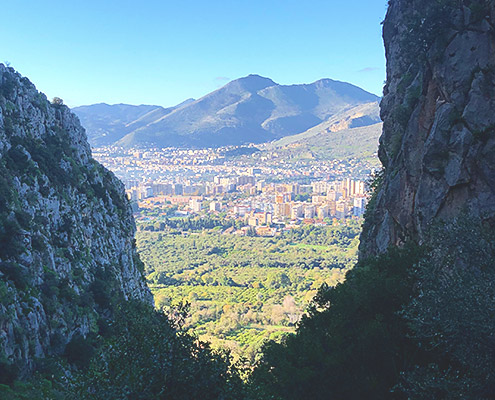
[398,217,495,399]
[70,301,246,399]
[250,246,422,400]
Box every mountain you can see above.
[270,123,382,162]
[72,98,195,146]
[0,64,151,373]
[74,75,379,148]
[269,101,381,155]
[261,102,382,161]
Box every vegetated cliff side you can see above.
[361,0,495,257]
[0,64,152,373]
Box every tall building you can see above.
[291,204,304,219]
[287,183,300,195]
[336,200,348,219]
[237,175,255,185]
[140,186,153,199]
[275,194,285,204]
[189,198,203,213]
[312,181,328,195]
[210,201,221,212]
[312,195,327,204]
[274,203,291,218]
[152,183,173,195]
[327,190,340,202]
[328,200,337,216]
[356,181,366,195]
[256,181,266,191]
[173,183,183,195]
[353,197,367,217]
[304,205,316,219]
[317,205,330,219]
[125,179,139,189]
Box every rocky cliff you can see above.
[361,0,495,256]
[0,65,152,373]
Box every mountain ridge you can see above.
[73,75,380,148]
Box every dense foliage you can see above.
[137,222,361,360]
[5,216,494,400]
[398,217,495,399]
[69,301,246,400]
[0,301,247,400]
[249,246,422,400]
[249,216,495,399]
[139,215,244,233]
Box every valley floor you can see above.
[136,219,361,360]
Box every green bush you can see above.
[64,335,95,370]
[250,245,422,400]
[0,262,29,290]
[398,217,495,399]
[69,301,246,400]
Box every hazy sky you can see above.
[2,0,389,107]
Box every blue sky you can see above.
[2,0,389,107]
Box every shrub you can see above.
[250,245,422,400]
[64,335,95,370]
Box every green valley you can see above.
[136,220,361,360]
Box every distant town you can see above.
[93,146,378,235]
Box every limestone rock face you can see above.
[361,0,495,257]
[0,65,152,372]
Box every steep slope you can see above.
[117,75,278,148]
[0,64,151,373]
[268,123,382,162]
[256,102,381,162]
[75,75,379,148]
[270,101,381,146]
[257,79,379,136]
[361,0,495,256]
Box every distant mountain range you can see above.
[73,75,380,148]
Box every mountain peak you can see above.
[75,76,382,148]
[313,78,337,84]
[223,74,277,93]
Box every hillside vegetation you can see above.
[265,122,382,162]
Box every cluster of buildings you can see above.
[133,174,368,234]
[92,146,375,234]
[93,146,376,190]
[227,178,368,223]
[124,168,261,202]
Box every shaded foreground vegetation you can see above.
[249,217,495,399]
[0,301,246,400]
[3,217,495,399]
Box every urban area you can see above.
[93,146,373,236]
